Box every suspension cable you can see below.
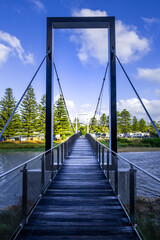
[53,62,75,134]
[90,62,109,130]
[0,50,50,139]
[112,49,160,138]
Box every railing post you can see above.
[41,154,45,193]
[51,149,54,179]
[99,144,101,163]
[66,141,68,155]
[61,144,63,164]
[102,147,104,169]
[114,155,118,195]
[64,142,67,159]
[22,165,28,223]
[107,150,109,179]
[57,146,59,169]
[130,165,135,224]
[96,142,98,159]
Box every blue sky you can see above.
[0,0,160,123]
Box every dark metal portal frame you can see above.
[46,17,117,156]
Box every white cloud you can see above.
[0,43,11,65]
[30,0,46,12]
[142,17,160,25]
[0,30,34,65]
[137,67,160,83]
[71,9,150,64]
[66,99,75,110]
[117,98,160,121]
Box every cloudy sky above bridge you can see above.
[0,0,160,123]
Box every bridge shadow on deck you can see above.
[17,137,139,240]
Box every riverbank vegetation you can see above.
[100,137,160,151]
[1,87,160,142]
[1,138,160,152]
[136,197,160,240]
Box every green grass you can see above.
[136,197,160,240]
[100,138,160,148]
[0,205,21,240]
[0,141,59,151]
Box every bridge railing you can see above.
[86,133,160,240]
[0,133,79,240]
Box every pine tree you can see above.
[117,111,122,133]
[139,118,147,132]
[89,116,97,132]
[132,116,139,132]
[53,95,70,136]
[99,113,107,126]
[38,94,46,134]
[119,109,131,133]
[0,88,21,137]
[99,113,108,133]
[21,85,38,137]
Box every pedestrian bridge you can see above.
[0,16,160,240]
[16,136,139,240]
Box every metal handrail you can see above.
[0,134,76,179]
[88,134,160,183]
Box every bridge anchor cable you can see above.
[53,62,75,134]
[90,62,109,130]
[0,51,50,139]
[112,49,160,138]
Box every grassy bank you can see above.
[136,197,160,240]
[0,140,61,152]
[1,138,160,152]
[100,138,160,152]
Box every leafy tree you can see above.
[106,115,109,128]
[53,95,70,136]
[89,116,98,132]
[147,121,158,136]
[79,126,87,135]
[139,118,147,132]
[38,94,46,134]
[99,113,109,133]
[119,109,131,133]
[117,111,121,133]
[132,116,139,132]
[21,85,38,137]
[0,88,21,137]
[99,113,107,126]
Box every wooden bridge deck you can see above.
[17,137,139,240]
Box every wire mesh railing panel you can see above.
[117,158,131,212]
[0,133,80,238]
[44,151,52,188]
[86,133,160,240]
[135,173,160,240]
[27,156,42,214]
[0,169,22,240]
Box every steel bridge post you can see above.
[109,17,117,165]
[46,19,53,170]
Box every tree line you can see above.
[0,87,71,138]
[0,87,159,138]
[89,110,159,136]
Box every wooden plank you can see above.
[17,138,139,240]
